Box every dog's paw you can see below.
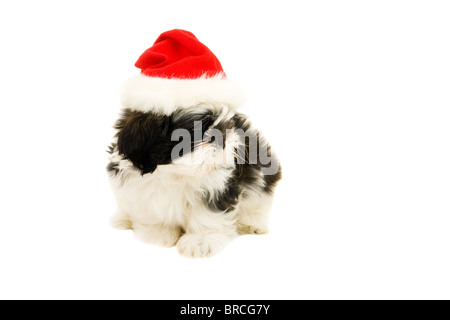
[177,234,228,258]
[236,223,269,235]
[133,224,182,247]
[110,212,132,230]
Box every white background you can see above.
[0,0,449,299]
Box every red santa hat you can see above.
[120,29,246,114]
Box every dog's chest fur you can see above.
[110,162,234,227]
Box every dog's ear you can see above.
[115,109,173,175]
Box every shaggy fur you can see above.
[107,103,281,258]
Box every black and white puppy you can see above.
[107,74,281,258]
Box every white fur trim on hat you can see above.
[120,73,247,115]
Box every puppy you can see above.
[106,29,281,257]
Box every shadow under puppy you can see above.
[107,29,281,258]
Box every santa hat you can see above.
[120,29,246,114]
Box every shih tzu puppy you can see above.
[107,29,281,258]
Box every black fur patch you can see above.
[206,171,242,213]
[106,142,116,154]
[263,164,282,194]
[233,113,282,194]
[106,161,120,176]
[205,113,282,212]
[114,108,217,175]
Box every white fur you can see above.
[120,73,247,115]
[109,157,239,258]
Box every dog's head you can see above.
[115,106,239,176]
